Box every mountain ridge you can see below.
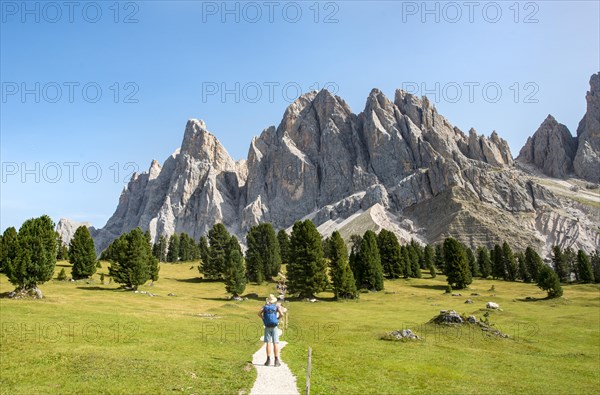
[56,75,600,258]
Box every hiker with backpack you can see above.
[258,294,285,367]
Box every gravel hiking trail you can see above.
[250,341,299,395]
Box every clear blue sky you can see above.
[1,0,598,231]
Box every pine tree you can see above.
[57,267,67,281]
[245,223,281,283]
[287,220,328,298]
[277,230,291,264]
[552,245,568,282]
[348,234,363,287]
[401,245,412,278]
[410,239,424,269]
[576,250,594,283]
[590,250,600,284]
[108,228,155,290]
[198,236,209,267]
[0,226,18,273]
[476,247,492,278]
[443,237,472,289]
[434,243,445,273]
[224,249,246,296]
[377,229,402,279]
[502,242,517,281]
[491,244,505,280]
[407,243,422,278]
[246,227,265,283]
[524,247,543,282]
[516,252,530,282]
[564,247,576,281]
[167,234,180,263]
[328,231,358,299]
[537,264,563,298]
[424,244,436,278]
[465,247,479,277]
[69,226,97,280]
[179,233,192,262]
[202,224,231,279]
[55,233,69,260]
[227,236,242,268]
[356,230,384,291]
[5,215,57,291]
[152,235,168,262]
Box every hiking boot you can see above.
[264,357,271,366]
[274,358,281,367]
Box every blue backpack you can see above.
[263,304,278,327]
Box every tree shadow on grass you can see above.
[410,284,449,291]
[171,277,223,284]
[516,296,551,302]
[76,286,124,292]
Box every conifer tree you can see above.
[524,246,543,282]
[465,247,479,277]
[502,242,517,281]
[491,244,505,279]
[401,245,412,278]
[407,243,422,278]
[202,224,231,279]
[152,235,168,262]
[348,234,363,287]
[377,229,402,279]
[55,233,69,260]
[537,264,563,298]
[287,220,328,298]
[434,243,445,273]
[245,223,281,283]
[224,249,246,296]
[5,216,57,292]
[477,247,492,278]
[179,233,192,262]
[516,252,530,282]
[356,230,384,291]
[277,229,291,264]
[552,245,568,282]
[0,226,18,273]
[564,247,576,281]
[443,237,472,289]
[69,226,97,280]
[576,250,594,283]
[424,244,436,278]
[590,250,600,283]
[167,233,180,263]
[108,228,157,290]
[198,236,209,266]
[327,231,358,299]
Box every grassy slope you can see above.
[1,262,599,394]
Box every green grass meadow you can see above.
[1,262,599,394]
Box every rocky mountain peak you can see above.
[180,119,236,172]
[516,114,576,178]
[518,72,600,183]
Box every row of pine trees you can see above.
[1,215,598,299]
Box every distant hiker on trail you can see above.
[258,294,285,367]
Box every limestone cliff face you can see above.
[87,78,600,256]
[574,73,600,182]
